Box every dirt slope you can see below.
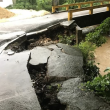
[0,7,15,19]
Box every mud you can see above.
[95,36,110,75]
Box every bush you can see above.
[58,35,75,45]
[86,17,110,47]
[83,61,99,81]
[84,68,110,99]
[77,41,96,62]
[76,17,110,81]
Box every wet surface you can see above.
[0,51,41,110]
[95,36,110,75]
[28,62,66,110]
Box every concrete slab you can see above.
[60,20,75,27]
[0,51,41,110]
[29,47,51,65]
[58,78,110,110]
[47,44,84,79]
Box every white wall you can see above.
[0,0,13,8]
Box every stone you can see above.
[82,25,99,35]
[47,44,84,79]
[57,43,82,56]
[60,20,75,27]
[7,49,15,55]
[57,78,110,110]
[60,20,76,29]
[29,47,51,65]
[0,51,41,110]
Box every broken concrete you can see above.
[57,78,110,110]
[0,51,41,110]
[29,47,51,65]
[5,33,26,50]
[0,31,25,47]
[28,44,83,81]
[47,44,84,79]
[60,20,76,29]
[57,43,82,56]
[82,24,99,35]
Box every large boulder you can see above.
[47,43,84,79]
[58,78,110,110]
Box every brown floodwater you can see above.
[95,36,110,75]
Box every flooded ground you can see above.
[95,36,110,75]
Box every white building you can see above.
[0,0,13,8]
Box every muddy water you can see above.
[95,36,110,75]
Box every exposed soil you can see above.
[9,26,76,53]
[0,7,15,19]
[6,26,75,109]
[28,64,66,110]
[95,36,110,75]
[24,26,75,110]
[26,26,76,50]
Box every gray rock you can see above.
[57,43,82,56]
[29,47,51,65]
[82,25,99,35]
[60,20,75,29]
[57,78,110,110]
[47,44,84,79]
[0,51,41,110]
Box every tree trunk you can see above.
[12,0,16,4]
[52,0,59,6]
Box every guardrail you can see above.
[52,0,110,21]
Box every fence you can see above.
[52,0,110,20]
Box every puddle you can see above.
[95,36,110,75]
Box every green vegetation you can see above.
[78,18,110,82]
[86,17,110,47]
[77,41,96,62]
[57,18,110,83]
[80,17,110,100]
[83,61,99,81]
[7,0,52,11]
[7,0,109,12]
[58,35,75,45]
[84,68,110,99]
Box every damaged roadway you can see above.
[0,7,110,109]
[0,40,110,110]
